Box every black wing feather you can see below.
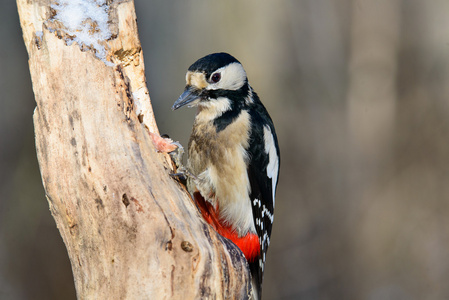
[246,95,280,297]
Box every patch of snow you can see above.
[51,0,114,66]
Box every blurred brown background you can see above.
[2,0,449,299]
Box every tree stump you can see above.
[17,0,251,298]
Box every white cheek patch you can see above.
[198,96,230,111]
[207,62,247,91]
[196,97,231,122]
[263,126,279,207]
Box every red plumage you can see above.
[193,192,260,262]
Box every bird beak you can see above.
[172,87,202,110]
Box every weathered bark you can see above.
[17,0,251,299]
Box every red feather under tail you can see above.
[193,191,260,262]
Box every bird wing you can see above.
[247,108,280,289]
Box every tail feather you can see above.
[249,261,262,300]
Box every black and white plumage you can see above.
[172,53,280,299]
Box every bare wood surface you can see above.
[17,0,251,299]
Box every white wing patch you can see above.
[263,126,279,207]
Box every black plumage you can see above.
[246,91,279,296]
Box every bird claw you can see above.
[166,143,198,181]
[169,141,184,168]
[170,166,198,182]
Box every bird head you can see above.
[172,53,249,113]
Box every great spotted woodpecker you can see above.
[172,53,280,299]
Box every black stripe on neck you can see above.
[213,104,242,133]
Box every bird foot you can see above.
[169,141,184,168]
[170,166,198,182]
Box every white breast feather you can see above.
[194,110,256,236]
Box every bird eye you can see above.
[211,73,221,83]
